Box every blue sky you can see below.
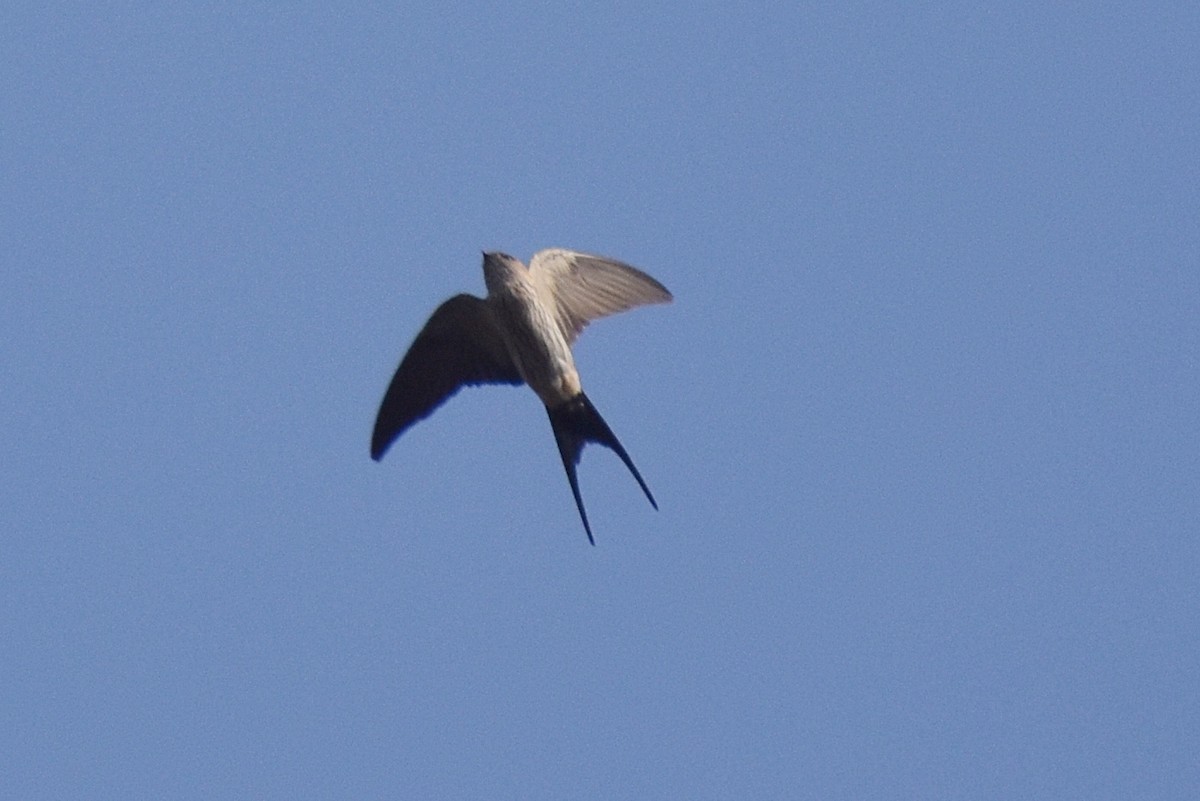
[3,3,1197,798]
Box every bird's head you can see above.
[482,251,525,294]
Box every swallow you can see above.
[371,249,672,544]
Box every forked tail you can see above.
[546,393,658,545]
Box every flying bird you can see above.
[371,249,672,544]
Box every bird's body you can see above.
[483,255,581,405]
[371,248,672,544]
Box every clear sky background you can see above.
[3,3,1197,799]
